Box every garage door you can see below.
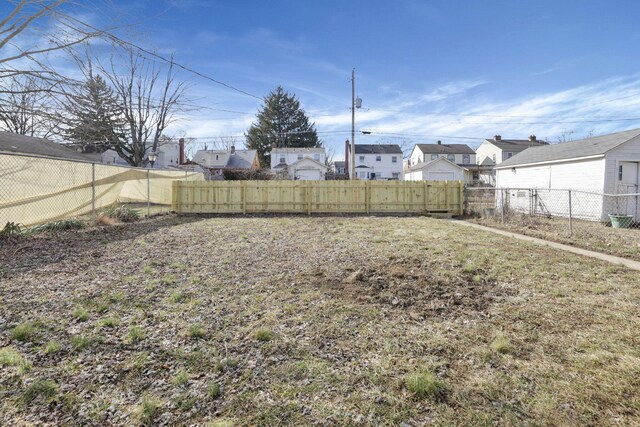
[427,172,455,181]
[296,170,320,180]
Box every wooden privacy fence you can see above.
[172,180,464,215]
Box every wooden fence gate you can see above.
[172,180,464,215]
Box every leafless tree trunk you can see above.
[98,46,190,166]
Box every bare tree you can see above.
[98,46,190,166]
[0,74,60,137]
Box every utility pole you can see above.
[351,68,356,180]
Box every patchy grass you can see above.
[405,369,446,400]
[73,306,89,322]
[11,322,36,342]
[1,215,639,426]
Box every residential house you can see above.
[405,157,470,182]
[102,139,183,168]
[407,141,477,182]
[0,131,99,162]
[194,146,259,178]
[496,128,640,221]
[345,142,403,180]
[269,147,328,180]
[333,161,346,174]
[475,135,548,185]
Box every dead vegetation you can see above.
[0,215,639,426]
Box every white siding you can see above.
[410,146,475,166]
[404,159,466,181]
[603,141,640,194]
[270,148,326,170]
[354,153,403,180]
[475,141,501,165]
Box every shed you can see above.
[405,157,470,182]
[496,128,640,221]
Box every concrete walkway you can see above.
[453,220,640,272]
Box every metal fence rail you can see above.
[1,152,204,226]
[465,186,640,233]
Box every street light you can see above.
[350,68,362,180]
[148,151,157,168]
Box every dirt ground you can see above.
[1,215,639,426]
[469,213,640,261]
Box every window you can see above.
[376,155,381,162]
[619,165,623,181]
[463,154,470,164]
[215,154,219,160]
[359,155,365,162]
[447,154,455,161]
[506,152,513,159]
[431,154,438,160]
[392,172,400,179]
[297,154,303,160]
[392,156,397,163]
[492,154,496,162]
[314,154,320,161]
[279,156,285,163]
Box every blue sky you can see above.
[7,0,640,159]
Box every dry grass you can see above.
[470,212,640,261]
[0,215,639,425]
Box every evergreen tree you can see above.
[65,73,126,153]
[246,86,321,167]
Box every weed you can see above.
[0,221,23,239]
[169,291,184,303]
[103,204,140,223]
[207,382,221,399]
[171,370,190,386]
[98,317,119,328]
[23,380,57,405]
[188,324,206,339]
[405,370,446,400]
[70,335,91,352]
[173,392,197,411]
[221,357,239,370]
[73,306,89,322]
[11,322,35,342]
[135,394,161,426]
[95,300,110,314]
[128,326,145,343]
[0,346,31,373]
[490,335,513,354]
[170,261,187,271]
[28,219,85,234]
[254,328,274,342]
[44,341,62,355]
[160,275,177,286]
[142,265,154,275]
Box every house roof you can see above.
[0,131,94,161]
[498,128,640,168]
[225,150,257,169]
[485,138,548,152]
[416,143,474,155]
[409,157,467,172]
[352,144,402,154]
[334,161,346,167]
[270,147,325,153]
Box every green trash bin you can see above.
[608,214,633,229]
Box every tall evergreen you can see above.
[65,74,126,152]
[246,86,321,167]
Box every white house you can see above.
[194,146,259,177]
[405,157,469,182]
[407,142,477,182]
[345,143,403,180]
[101,139,181,168]
[269,147,328,180]
[476,135,548,185]
[496,128,640,221]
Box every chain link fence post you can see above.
[568,189,572,237]
[91,163,96,219]
[147,169,150,218]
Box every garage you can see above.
[427,171,455,181]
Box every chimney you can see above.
[494,135,502,141]
[528,135,536,142]
[437,140,442,145]
[230,145,236,154]
[179,138,185,164]
[345,139,350,178]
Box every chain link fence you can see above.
[464,186,640,260]
[1,152,204,227]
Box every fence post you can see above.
[91,163,96,219]
[147,169,150,217]
[459,181,464,216]
[307,181,312,215]
[242,181,247,214]
[423,181,428,214]
[568,189,573,237]
[501,188,505,224]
